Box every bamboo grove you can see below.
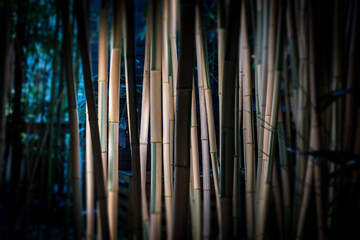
[1,0,360,239]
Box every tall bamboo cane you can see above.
[256,0,285,238]
[293,0,310,230]
[86,104,95,240]
[195,0,221,231]
[75,0,110,238]
[97,1,109,238]
[172,0,195,238]
[219,0,241,238]
[217,0,226,168]
[191,82,202,240]
[107,1,122,238]
[122,0,143,237]
[240,1,255,238]
[149,0,162,238]
[139,2,152,238]
[195,5,211,237]
[98,0,109,186]
[161,1,173,238]
[61,1,84,238]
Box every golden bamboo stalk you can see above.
[107,1,122,238]
[149,0,162,238]
[162,0,173,237]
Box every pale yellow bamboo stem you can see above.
[169,0,178,110]
[86,105,95,240]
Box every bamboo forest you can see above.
[1,0,360,239]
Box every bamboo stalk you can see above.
[162,0,173,237]
[277,107,291,239]
[170,0,178,112]
[61,1,84,238]
[98,0,109,185]
[139,2,152,238]
[257,0,285,238]
[255,0,262,142]
[217,0,226,167]
[172,0,196,238]
[219,0,241,238]
[75,0,110,238]
[86,104,95,240]
[293,0,310,229]
[195,0,221,232]
[195,9,211,237]
[107,1,122,238]
[191,82,201,240]
[240,1,255,238]
[233,68,240,238]
[122,0,143,237]
[149,0,162,238]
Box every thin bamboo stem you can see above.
[191,82,201,240]
[139,2,152,238]
[162,0,173,237]
[195,9,211,237]
[195,1,221,232]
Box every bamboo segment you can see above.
[107,1,122,238]
[240,1,255,238]
[86,105,95,240]
[162,0,173,237]
[191,82,201,240]
[195,11,211,237]
[195,0,221,231]
[255,0,263,141]
[139,2,152,238]
[149,1,162,238]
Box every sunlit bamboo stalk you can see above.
[149,0,162,238]
[107,1,121,238]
